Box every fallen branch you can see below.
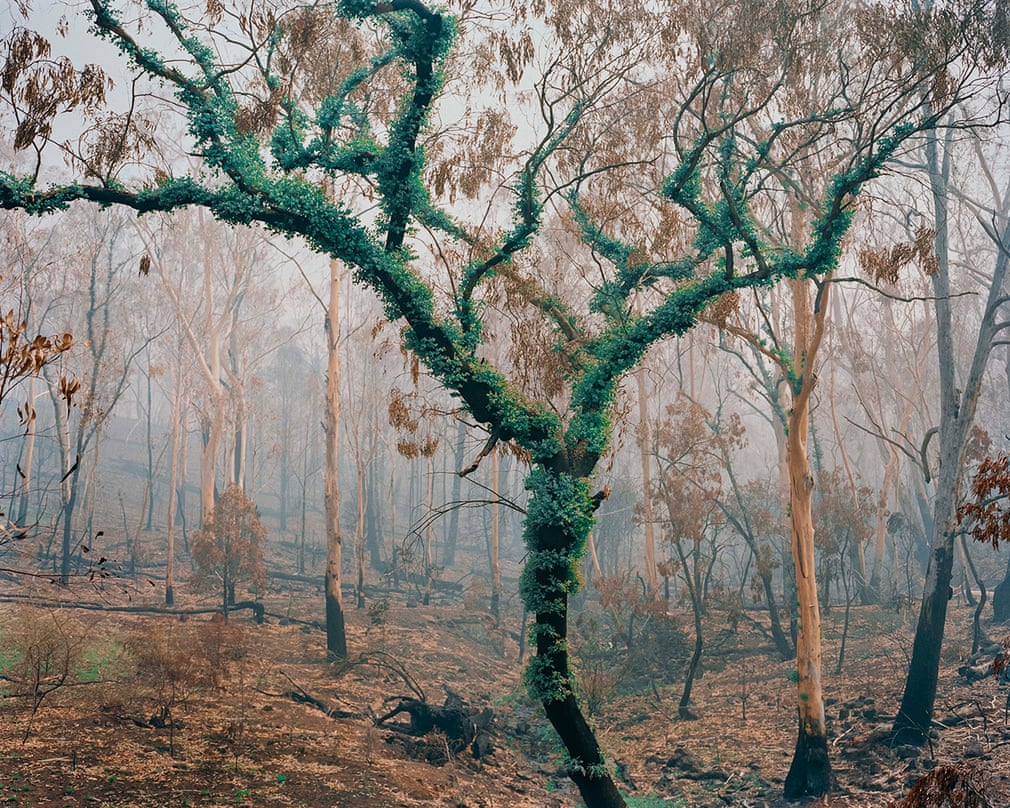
[0,593,265,621]
[277,670,359,719]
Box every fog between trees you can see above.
[1,1,1010,806]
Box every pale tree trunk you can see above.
[827,354,868,597]
[783,274,831,798]
[587,529,604,585]
[49,383,74,584]
[868,439,905,602]
[490,446,501,621]
[232,398,246,490]
[422,454,435,606]
[16,374,36,526]
[444,420,466,567]
[323,257,347,658]
[138,213,246,524]
[775,378,797,644]
[355,456,366,609]
[229,315,247,490]
[636,367,658,596]
[178,407,190,553]
[165,361,185,607]
[144,357,156,530]
[199,394,226,522]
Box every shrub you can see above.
[191,485,266,619]
[0,606,86,740]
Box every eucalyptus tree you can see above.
[888,122,1010,744]
[0,0,998,803]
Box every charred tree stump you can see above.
[376,688,493,759]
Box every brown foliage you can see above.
[858,227,937,284]
[0,307,73,423]
[958,453,1010,550]
[1,27,108,151]
[190,485,267,610]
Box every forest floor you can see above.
[0,574,1009,808]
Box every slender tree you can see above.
[891,122,1010,744]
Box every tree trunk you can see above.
[867,447,900,604]
[490,447,501,621]
[636,368,658,596]
[893,539,954,743]
[200,393,225,524]
[783,391,830,797]
[145,359,156,530]
[521,465,625,808]
[783,276,830,798]
[893,125,1009,744]
[444,419,466,567]
[678,543,703,720]
[992,553,1010,623]
[356,458,366,609]
[365,456,384,569]
[279,397,290,531]
[323,258,347,658]
[16,374,37,527]
[165,366,184,607]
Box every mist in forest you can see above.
[1,0,1009,806]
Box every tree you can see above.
[0,1,996,804]
[890,121,1010,745]
[0,211,74,542]
[190,484,266,619]
[652,396,730,719]
[718,266,835,794]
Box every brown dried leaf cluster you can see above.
[1,28,109,151]
[858,227,937,284]
[958,452,1010,550]
[0,307,73,423]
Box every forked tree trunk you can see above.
[323,258,347,658]
[783,276,831,798]
[893,126,1009,744]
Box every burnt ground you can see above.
[1,575,1009,808]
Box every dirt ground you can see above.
[1,577,1008,808]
